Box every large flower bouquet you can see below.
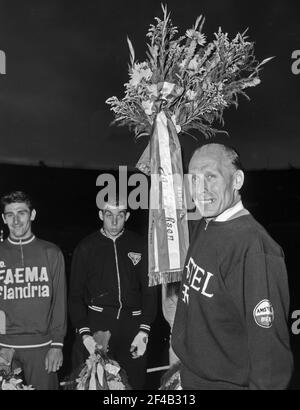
[76,347,131,390]
[62,347,131,391]
[106,4,272,142]
[106,4,272,287]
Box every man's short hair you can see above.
[101,192,128,212]
[197,143,244,172]
[1,191,34,213]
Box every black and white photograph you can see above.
[0,0,299,395]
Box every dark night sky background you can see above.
[0,0,299,170]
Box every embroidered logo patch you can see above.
[128,252,142,266]
[253,299,274,328]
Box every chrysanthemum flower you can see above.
[129,62,152,87]
[185,29,206,46]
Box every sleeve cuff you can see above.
[78,327,92,337]
[51,342,64,349]
[139,324,151,334]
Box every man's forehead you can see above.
[103,204,127,213]
[189,145,232,171]
[4,202,30,212]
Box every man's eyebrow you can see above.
[104,209,126,214]
[110,212,126,217]
[4,209,29,214]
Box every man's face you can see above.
[189,147,242,218]
[2,202,36,240]
[99,204,129,237]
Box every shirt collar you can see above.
[7,234,36,245]
[214,200,245,222]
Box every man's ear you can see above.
[233,170,244,191]
[1,213,6,225]
[30,209,36,221]
[125,211,130,222]
[99,210,104,221]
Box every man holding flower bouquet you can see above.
[69,195,157,389]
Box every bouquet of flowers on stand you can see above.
[106,4,272,288]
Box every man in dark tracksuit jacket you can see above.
[0,191,67,390]
[69,199,157,389]
[172,144,293,389]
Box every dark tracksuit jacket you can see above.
[172,214,293,390]
[0,235,67,349]
[69,229,157,338]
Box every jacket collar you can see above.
[7,234,36,245]
[100,228,124,242]
[214,200,247,222]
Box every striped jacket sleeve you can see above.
[68,243,91,337]
[49,248,67,348]
[138,244,157,334]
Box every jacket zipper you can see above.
[19,240,24,266]
[113,241,122,319]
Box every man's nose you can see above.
[13,215,19,224]
[194,175,207,193]
[112,216,118,225]
[203,178,209,191]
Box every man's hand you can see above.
[93,330,111,353]
[45,348,63,373]
[130,331,148,359]
[82,335,97,355]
